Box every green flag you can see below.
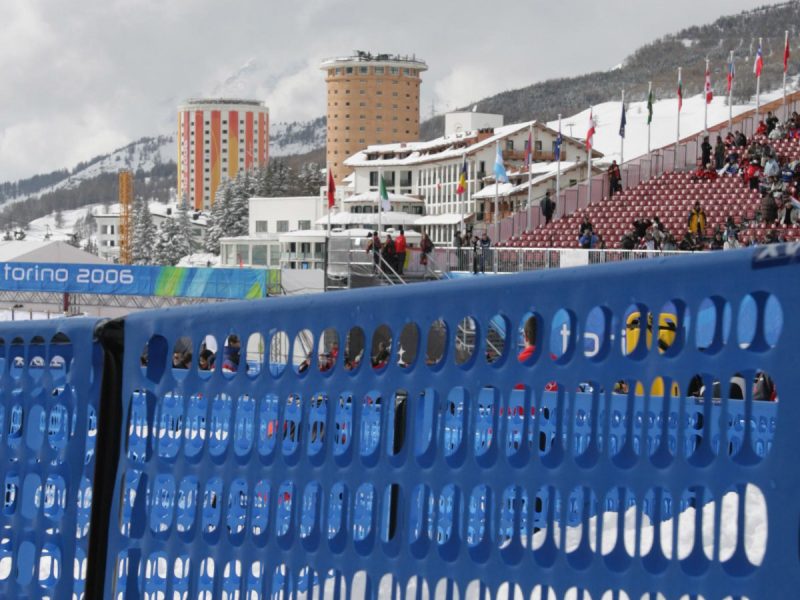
[647,89,654,124]
[379,174,390,212]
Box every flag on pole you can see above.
[524,130,532,169]
[554,132,563,161]
[494,144,509,183]
[677,72,683,111]
[754,43,764,77]
[327,169,336,208]
[785,34,791,73]
[727,58,735,93]
[647,88,654,124]
[379,174,391,212]
[705,65,713,104]
[619,102,627,138]
[456,156,467,195]
[585,109,596,151]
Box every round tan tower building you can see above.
[321,51,427,185]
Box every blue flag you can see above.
[619,103,627,138]
[554,133,563,161]
[494,144,509,183]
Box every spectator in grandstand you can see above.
[619,233,636,250]
[691,162,718,182]
[724,131,735,146]
[687,202,707,237]
[724,230,740,249]
[579,228,598,249]
[579,215,593,236]
[607,161,622,197]
[319,339,339,372]
[701,136,712,168]
[371,342,390,369]
[452,230,462,249]
[595,233,607,249]
[769,122,785,141]
[764,156,781,179]
[753,371,777,401]
[766,111,779,135]
[394,226,407,275]
[714,135,726,170]
[679,231,702,251]
[471,235,480,274]
[381,233,396,272]
[632,218,651,240]
[735,130,747,147]
[761,191,779,223]
[172,349,192,370]
[724,215,739,241]
[365,231,381,273]
[662,233,677,250]
[517,316,537,362]
[710,230,725,250]
[756,120,768,136]
[764,229,783,244]
[541,190,555,224]
[641,231,656,251]
[744,160,762,190]
[420,231,434,276]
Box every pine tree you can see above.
[297,162,324,195]
[130,198,156,265]
[204,179,231,254]
[174,199,195,255]
[153,216,188,266]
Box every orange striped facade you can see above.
[177,100,269,210]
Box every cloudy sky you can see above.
[0,0,786,181]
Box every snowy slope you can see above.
[551,80,798,165]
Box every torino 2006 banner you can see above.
[0,262,267,299]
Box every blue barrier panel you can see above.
[104,246,800,599]
[0,317,104,598]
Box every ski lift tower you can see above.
[118,169,133,264]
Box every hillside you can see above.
[2,1,798,231]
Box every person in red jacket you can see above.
[394,226,407,275]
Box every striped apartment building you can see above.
[177,98,270,210]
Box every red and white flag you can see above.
[585,109,596,152]
[705,66,713,104]
[327,169,336,208]
[754,44,764,77]
[785,33,791,74]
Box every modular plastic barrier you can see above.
[2,245,799,599]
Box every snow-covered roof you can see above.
[315,211,421,226]
[0,240,109,264]
[94,202,209,226]
[472,161,579,199]
[343,191,424,203]
[414,213,474,226]
[343,120,596,168]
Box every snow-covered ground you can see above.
[551,80,799,166]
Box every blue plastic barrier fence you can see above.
[101,246,800,599]
[0,317,105,598]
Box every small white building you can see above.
[95,203,207,262]
[219,196,324,268]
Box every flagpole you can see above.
[676,67,682,149]
[704,58,709,134]
[527,123,533,230]
[587,106,593,205]
[620,90,625,164]
[326,162,332,236]
[556,114,562,205]
[728,51,734,131]
[784,30,789,121]
[460,152,466,236]
[756,37,762,122]
[378,167,383,234]
[493,141,500,243]
[647,81,652,154]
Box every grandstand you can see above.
[499,95,800,251]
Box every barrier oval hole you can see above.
[317,328,339,373]
[171,336,192,378]
[49,333,70,377]
[246,333,264,377]
[485,314,507,365]
[370,325,392,370]
[269,331,289,377]
[397,323,419,369]
[29,336,45,379]
[454,316,477,366]
[549,309,574,363]
[425,319,447,367]
[696,297,730,353]
[10,337,24,379]
[197,335,217,378]
[517,312,539,363]
[583,306,608,360]
[344,327,365,372]
[221,334,242,377]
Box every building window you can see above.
[346,67,353,74]
[506,140,514,151]
[359,66,368,74]
[252,245,267,266]
[255,220,268,233]
[390,67,399,75]
[277,220,289,233]
[399,171,412,187]
[298,220,311,230]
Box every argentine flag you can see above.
[494,143,509,183]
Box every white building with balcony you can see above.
[342,114,601,243]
